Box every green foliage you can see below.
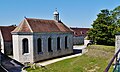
[88,6,120,45]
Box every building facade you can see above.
[70,28,89,45]
[0,26,16,55]
[11,10,73,63]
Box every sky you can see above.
[0,0,120,28]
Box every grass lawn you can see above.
[26,45,115,72]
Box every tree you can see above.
[87,7,120,45]
[112,6,120,32]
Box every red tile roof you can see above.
[0,26,16,42]
[12,18,72,33]
[70,28,90,37]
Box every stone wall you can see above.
[4,42,13,55]
[115,35,120,58]
[0,30,13,55]
[12,32,73,63]
[73,36,84,45]
[33,32,73,62]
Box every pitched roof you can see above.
[70,28,90,37]
[0,26,16,42]
[12,18,72,33]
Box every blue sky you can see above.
[0,0,120,28]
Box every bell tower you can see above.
[53,8,59,21]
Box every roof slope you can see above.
[12,18,72,33]
[0,26,16,41]
[70,28,90,37]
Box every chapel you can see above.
[11,10,73,63]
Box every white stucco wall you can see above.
[115,35,120,59]
[12,34,34,63]
[12,32,73,63]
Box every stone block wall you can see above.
[4,42,13,55]
[73,36,84,45]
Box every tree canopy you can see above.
[87,6,120,46]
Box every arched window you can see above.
[22,38,29,54]
[37,38,42,53]
[48,37,52,52]
[57,37,61,50]
[65,36,68,49]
